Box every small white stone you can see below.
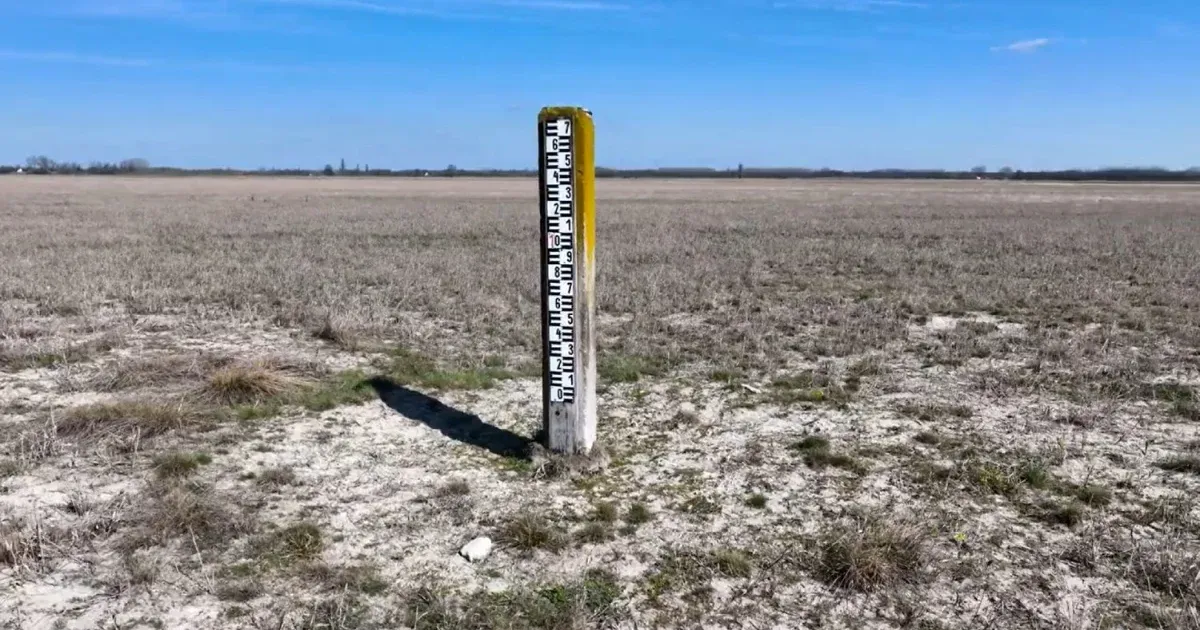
[460,537,493,563]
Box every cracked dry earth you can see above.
[1,177,1199,630]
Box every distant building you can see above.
[15,168,24,174]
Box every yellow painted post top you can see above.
[538,106,593,120]
[538,107,596,268]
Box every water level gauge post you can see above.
[538,106,597,455]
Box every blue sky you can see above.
[1,0,1197,170]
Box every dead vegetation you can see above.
[2,177,1200,629]
[196,358,316,406]
[125,480,255,549]
[57,400,206,438]
[812,513,930,592]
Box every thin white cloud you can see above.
[47,0,327,33]
[991,37,1052,53]
[467,0,630,9]
[27,0,640,32]
[0,49,154,67]
[258,0,628,16]
[1157,21,1196,38]
[55,0,230,21]
[772,0,929,11]
[753,33,878,48]
[0,49,336,72]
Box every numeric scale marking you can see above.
[543,117,577,404]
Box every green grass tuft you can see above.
[59,401,202,438]
[276,523,324,563]
[711,549,753,578]
[745,494,768,509]
[1029,500,1085,527]
[592,502,618,523]
[791,435,867,474]
[152,452,212,479]
[294,369,375,411]
[383,348,517,391]
[0,460,21,478]
[896,401,974,422]
[790,435,830,452]
[1018,458,1052,489]
[1072,484,1113,507]
[497,513,566,552]
[913,431,941,445]
[574,522,614,545]
[625,503,653,525]
[1157,456,1200,475]
[974,463,1021,496]
[598,353,671,384]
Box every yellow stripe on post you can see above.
[538,106,597,455]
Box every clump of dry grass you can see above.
[196,358,314,406]
[401,569,623,630]
[574,522,614,545]
[812,514,930,591]
[91,353,232,392]
[0,332,122,372]
[311,313,358,349]
[303,562,388,595]
[0,459,21,478]
[1122,540,1200,605]
[434,478,471,498]
[769,367,852,406]
[789,435,867,474]
[262,523,324,565]
[0,521,41,568]
[152,451,212,479]
[1158,456,1200,476]
[913,431,942,445]
[116,551,161,591]
[57,400,204,439]
[216,581,264,603]
[1135,495,1196,530]
[496,513,567,552]
[917,325,1013,367]
[126,480,254,548]
[896,401,974,422]
[1028,499,1086,528]
[256,466,298,488]
[709,549,753,578]
[0,518,89,571]
[625,503,653,526]
[592,502,618,523]
[1072,484,1113,507]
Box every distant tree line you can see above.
[3,156,154,175]
[3,156,1199,182]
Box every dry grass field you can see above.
[1,175,1199,630]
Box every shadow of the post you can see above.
[364,376,534,460]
